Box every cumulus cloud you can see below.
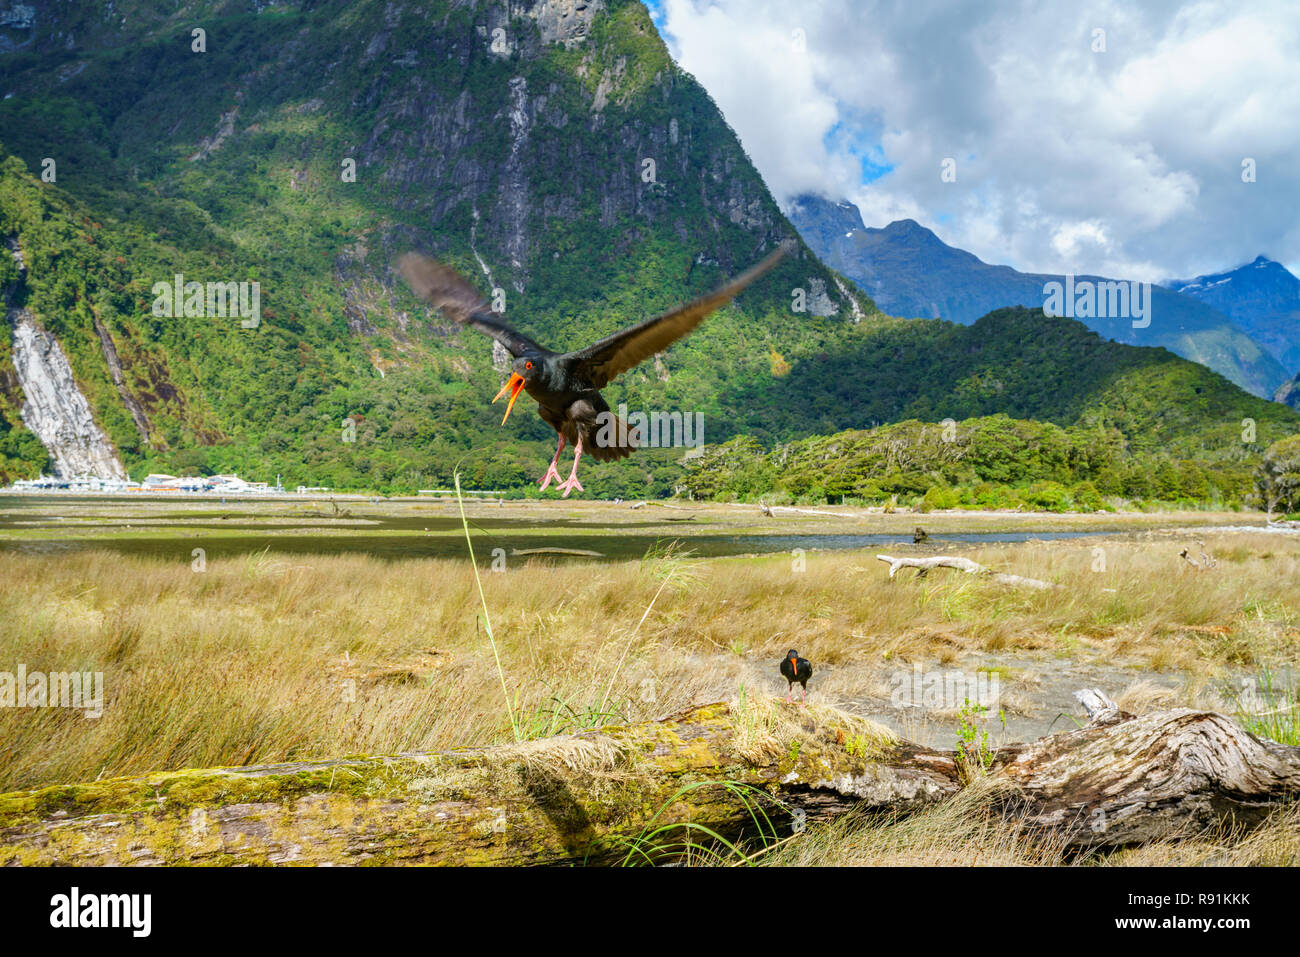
[651,0,1300,280]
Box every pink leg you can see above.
[539,435,566,490]
[556,436,585,498]
[801,685,807,705]
[785,684,792,702]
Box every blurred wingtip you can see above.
[396,251,438,300]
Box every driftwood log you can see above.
[877,553,1058,589]
[996,707,1300,848]
[510,547,604,558]
[1,698,1296,865]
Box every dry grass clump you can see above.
[479,735,625,777]
[1116,679,1182,714]
[1095,802,1300,866]
[762,775,1070,866]
[727,688,897,764]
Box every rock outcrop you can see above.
[8,310,125,480]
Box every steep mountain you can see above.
[0,0,872,491]
[787,194,1289,399]
[0,1,1294,498]
[1166,256,1300,376]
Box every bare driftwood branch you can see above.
[1073,688,1123,723]
[876,553,1058,590]
[2,697,1295,865]
[510,547,604,558]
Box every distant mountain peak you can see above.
[885,218,926,232]
[1169,255,1294,290]
[786,195,1290,397]
[1164,255,1300,380]
[878,217,949,247]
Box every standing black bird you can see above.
[398,247,787,496]
[780,649,812,703]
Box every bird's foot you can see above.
[538,463,563,491]
[557,474,584,498]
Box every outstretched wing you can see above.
[398,252,544,358]
[563,246,788,389]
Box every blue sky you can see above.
[644,0,1300,281]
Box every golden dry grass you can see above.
[1,528,1297,865]
[727,688,897,764]
[761,777,1071,866]
[1097,802,1300,866]
[1,532,1297,793]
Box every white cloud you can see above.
[655,0,1300,280]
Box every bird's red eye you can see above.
[525,361,532,370]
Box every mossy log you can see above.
[1,700,1296,865]
[0,703,954,866]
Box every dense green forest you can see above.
[683,417,1300,511]
[1,0,1297,507]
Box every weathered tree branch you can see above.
[876,553,1058,589]
[1073,687,1124,723]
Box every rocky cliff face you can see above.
[1276,370,1300,410]
[8,310,126,479]
[0,3,36,54]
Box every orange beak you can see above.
[492,372,526,425]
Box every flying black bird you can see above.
[780,649,812,703]
[398,246,787,496]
